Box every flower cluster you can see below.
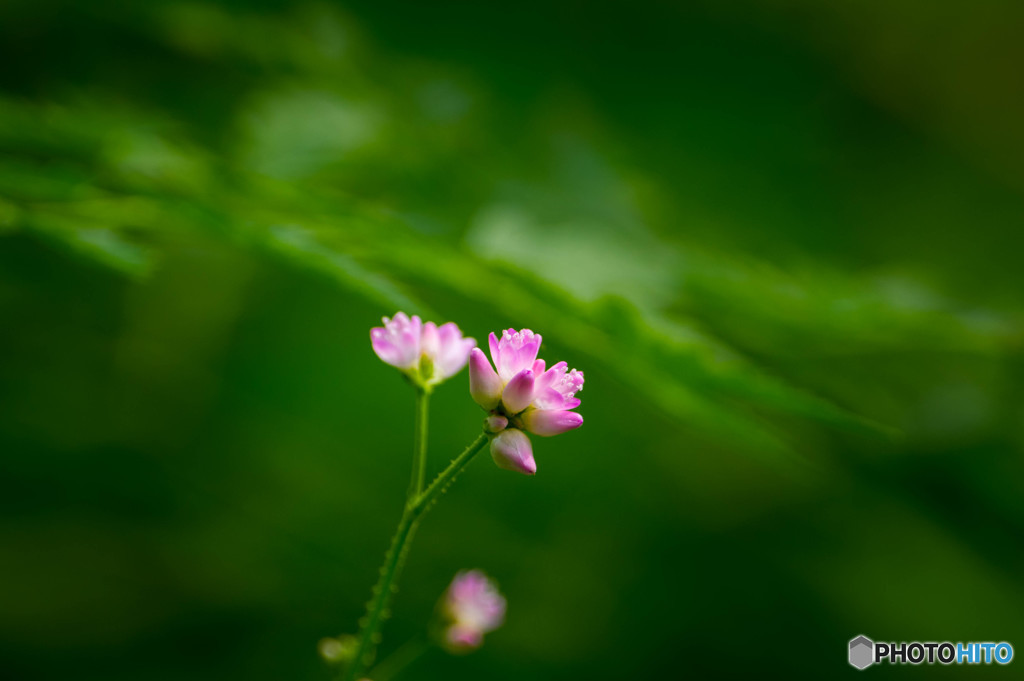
[469,329,584,475]
[441,570,506,652]
[370,312,476,389]
[369,317,584,475]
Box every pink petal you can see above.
[520,331,542,365]
[370,326,416,369]
[437,321,461,346]
[469,347,502,410]
[434,324,474,379]
[532,386,568,410]
[494,329,543,381]
[523,409,583,437]
[501,369,535,413]
[488,332,501,371]
[535,361,568,393]
[421,321,440,359]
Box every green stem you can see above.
[408,389,429,498]
[415,432,489,513]
[341,432,489,681]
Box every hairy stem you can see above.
[415,432,488,513]
[341,432,489,681]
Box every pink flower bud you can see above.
[469,348,503,409]
[485,414,508,433]
[442,570,506,653]
[501,369,535,414]
[521,408,583,436]
[490,428,536,475]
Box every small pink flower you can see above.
[370,312,476,387]
[442,570,506,653]
[468,328,584,475]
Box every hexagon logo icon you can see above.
[849,635,874,670]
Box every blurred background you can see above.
[2,1,1023,678]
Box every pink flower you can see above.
[468,328,584,475]
[442,570,506,653]
[370,312,476,388]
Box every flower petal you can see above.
[501,369,535,413]
[433,324,474,379]
[488,332,501,371]
[469,347,503,409]
[370,318,419,370]
[532,386,567,410]
[421,321,440,359]
[535,361,568,393]
[494,329,542,381]
[522,408,583,436]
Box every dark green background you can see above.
[1,1,1022,679]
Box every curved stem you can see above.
[343,509,418,681]
[341,432,489,681]
[408,389,429,498]
[414,432,488,513]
